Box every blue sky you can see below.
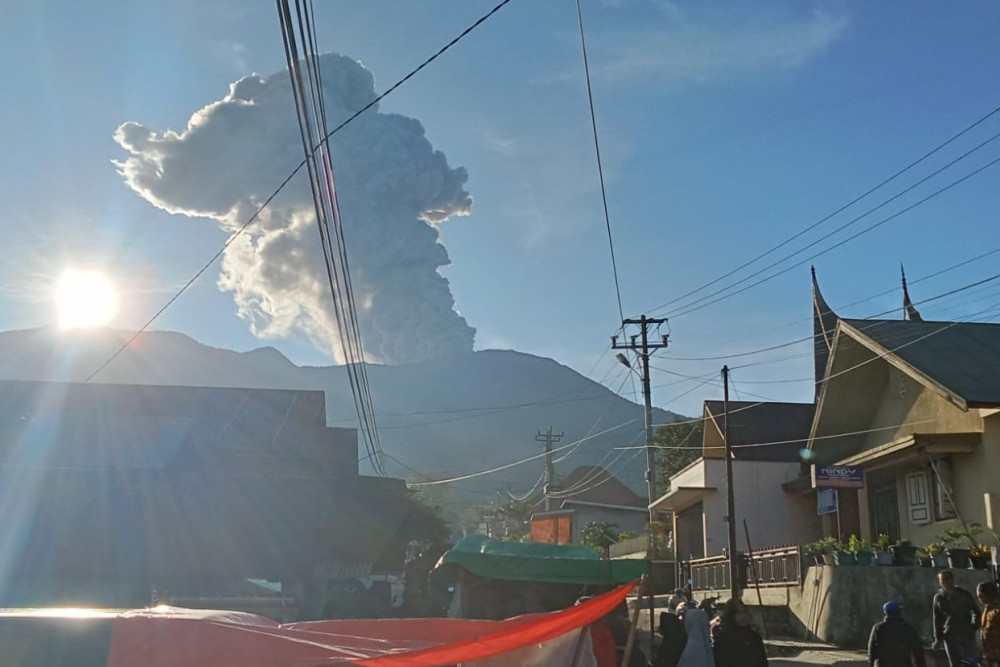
[3,0,1000,419]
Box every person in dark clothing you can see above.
[868,601,927,667]
[653,610,688,667]
[712,598,768,667]
[933,570,981,667]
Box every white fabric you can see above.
[677,607,715,667]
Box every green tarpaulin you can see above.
[432,535,646,586]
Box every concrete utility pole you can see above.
[612,315,669,523]
[536,426,563,511]
[722,365,739,599]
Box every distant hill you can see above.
[0,327,679,494]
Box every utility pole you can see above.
[536,426,563,511]
[722,365,739,599]
[612,315,669,523]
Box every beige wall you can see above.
[859,411,1000,548]
[863,367,982,450]
[700,459,820,556]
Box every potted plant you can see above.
[818,537,838,566]
[833,537,855,566]
[890,539,919,567]
[874,533,893,566]
[923,542,949,568]
[943,525,984,569]
[851,534,875,566]
[970,544,992,570]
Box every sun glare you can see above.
[56,269,119,329]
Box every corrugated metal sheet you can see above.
[842,319,1000,407]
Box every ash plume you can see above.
[115,53,475,364]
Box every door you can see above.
[870,485,900,542]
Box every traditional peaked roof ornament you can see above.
[812,266,839,397]
[901,264,923,321]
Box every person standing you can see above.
[676,602,715,667]
[712,598,768,667]
[933,570,981,667]
[977,581,1000,667]
[653,610,688,667]
[867,601,927,667]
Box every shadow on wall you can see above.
[787,565,992,648]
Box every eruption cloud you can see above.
[115,53,475,364]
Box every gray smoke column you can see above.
[115,53,475,364]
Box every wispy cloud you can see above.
[575,8,848,85]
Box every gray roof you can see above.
[704,400,815,461]
[841,319,1000,407]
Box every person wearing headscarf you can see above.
[676,602,715,667]
[712,598,767,667]
[653,610,688,667]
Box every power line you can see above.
[667,145,1000,320]
[643,103,1000,317]
[575,0,624,322]
[83,0,516,384]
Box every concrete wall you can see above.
[863,368,983,448]
[756,565,992,648]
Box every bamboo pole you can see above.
[620,575,647,667]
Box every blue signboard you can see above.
[817,488,839,515]
[812,464,864,488]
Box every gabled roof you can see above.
[547,466,645,509]
[840,318,1000,408]
[812,267,840,396]
[704,400,814,462]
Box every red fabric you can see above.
[589,621,619,667]
[106,582,637,666]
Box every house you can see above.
[803,317,1000,547]
[530,466,648,545]
[650,400,820,561]
[0,380,408,615]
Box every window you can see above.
[906,460,957,525]
[931,458,957,521]
[906,472,931,525]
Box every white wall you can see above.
[701,459,816,556]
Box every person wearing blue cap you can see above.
[868,601,927,667]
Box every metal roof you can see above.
[703,400,815,461]
[841,318,1000,407]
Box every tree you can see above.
[580,521,620,556]
[655,416,704,496]
[397,489,452,547]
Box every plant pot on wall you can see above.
[931,553,949,568]
[822,553,835,566]
[890,545,919,567]
[855,550,875,566]
[947,548,971,570]
[874,551,893,566]
[971,554,991,570]
[833,550,856,566]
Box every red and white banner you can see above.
[105,581,635,666]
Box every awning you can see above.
[649,486,716,513]
[835,432,980,470]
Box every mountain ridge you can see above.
[0,327,679,494]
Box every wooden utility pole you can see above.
[612,315,668,522]
[536,427,563,511]
[722,365,739,599]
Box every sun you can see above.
[55,269,119,329]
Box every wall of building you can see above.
[700,460,818,557]
[864,368,983,450]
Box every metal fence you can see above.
[687,544,802,592]
[746,544,802,588]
